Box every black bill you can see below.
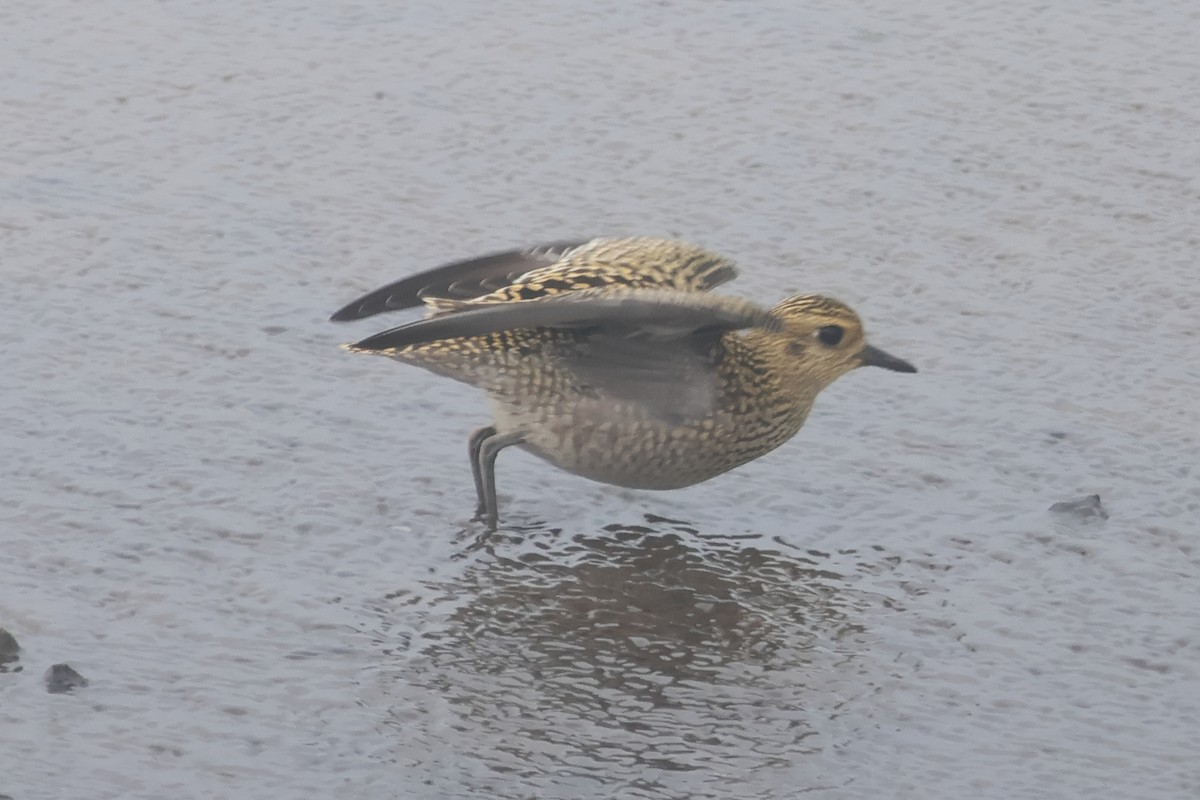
[859,344,917,373]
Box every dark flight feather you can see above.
[330,240,587,321]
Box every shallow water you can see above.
[2,1,1198,798]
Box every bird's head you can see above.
[767,294,917,390]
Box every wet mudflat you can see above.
[2,1,1198,798]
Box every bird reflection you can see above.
[376,516,899,789]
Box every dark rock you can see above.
[0,627,19,673]
[1049,494,1108,522]
[45,663,89,694]
[0,627,18,658]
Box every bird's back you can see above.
[375,238,740,387]
[422,237,738,312]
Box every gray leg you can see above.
[475,430,525,530]
[467,425,497,517]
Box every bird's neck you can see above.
[725,331,823,426]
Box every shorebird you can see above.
[332,237,916,528]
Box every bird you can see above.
[331,236,916,528]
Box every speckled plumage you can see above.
[332,237,916,527]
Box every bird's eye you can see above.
[816,325,844,346]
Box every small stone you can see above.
[0,627,18,658]
[1049,494,1108,522]
[45,663,89,694]
[0,627,19,674]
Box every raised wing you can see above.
[329,240,587,322]
[347,289,780,352]
[348,290,780,421]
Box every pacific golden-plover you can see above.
[332,237,916,528]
